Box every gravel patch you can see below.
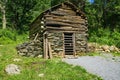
[63,56,120,80]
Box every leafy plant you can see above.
[0,29,28,45]
[89,28,120,48]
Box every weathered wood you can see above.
[45,15,83,20]
[58,8,75,12]
[29,2,88,58]
[33,33,39,41]
[46,18,85,24]
[43,33,48,59]
[73,33,76,56]
[43,34,45,59]
[46,29,87,33]
[45,21,86,27]
[46,26,87,32]
[51,11,66,16]
[51,10,76,16]
[48,42,52,59]
[56,8,76,15]
[62,33,65,58]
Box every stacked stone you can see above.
[75,33,88,53]
[88,43,120,53]
[48,32,63,54]
[16,40,42,57]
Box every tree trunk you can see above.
[0,3,6,29]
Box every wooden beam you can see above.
[43,33,48,59]
[73,33,76,56]
[48,42,52,59]
[33,33,39,41]
[45,15,82,20]
[46,18,85,24]
[46,26,88,31]
[63,33,65,57]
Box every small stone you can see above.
[13,58,22,62]
[22,49,28,53]
[101,45,109,52]
[27,52,33,56]
[0,45,3,46]
[38,73,44,77]
[5,64,21,75]
[19,52,26,56]
[33,51,40,56]
[37,55,42,58]
[0,54,2,57]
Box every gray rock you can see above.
[22,49,28,53]
[27,52,33,56]
[19,52,26,56]
[13,58,22,62]
[5,64,21,75]
[33,51,40,56]
[38,73,44,77]
[26,46,31,51]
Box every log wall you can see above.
[29,2,88,58]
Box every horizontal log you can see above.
[57,8,76,14]
[51,11,67,16]
[46,17,84,22]
[61,6,75,10]
[45,26,88,31]
[46,23,87,30]
[45,18,85,24]
[45,21,86,27]
[51,10,76,16]
[58,8,74,12]
[46,30,86,33]
[45,15,83,20]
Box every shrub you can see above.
[0,29,17,44]
[89,28,120,48]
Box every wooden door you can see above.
[64,33,74,55]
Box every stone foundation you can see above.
[75,33,88,53]
[48,32,63,55]
[16,40,42,57]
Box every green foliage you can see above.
[86,0,120,30]
[6,0,37,33]
[0,29,16,44]
[0,29,28,44]
[51,0,86,11]
[51,0,65,6]
[111,30,120,48]
[89,28,120,48]
[32,0,51,20]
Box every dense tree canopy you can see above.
[0,0,120,33]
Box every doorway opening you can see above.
[64,33,74,55]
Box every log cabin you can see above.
[30,2,88,59]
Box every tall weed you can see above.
[0,29,28,45]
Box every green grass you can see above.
[0,34,102,80]
[112,52,120,56]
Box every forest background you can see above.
[0,0,120,48]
